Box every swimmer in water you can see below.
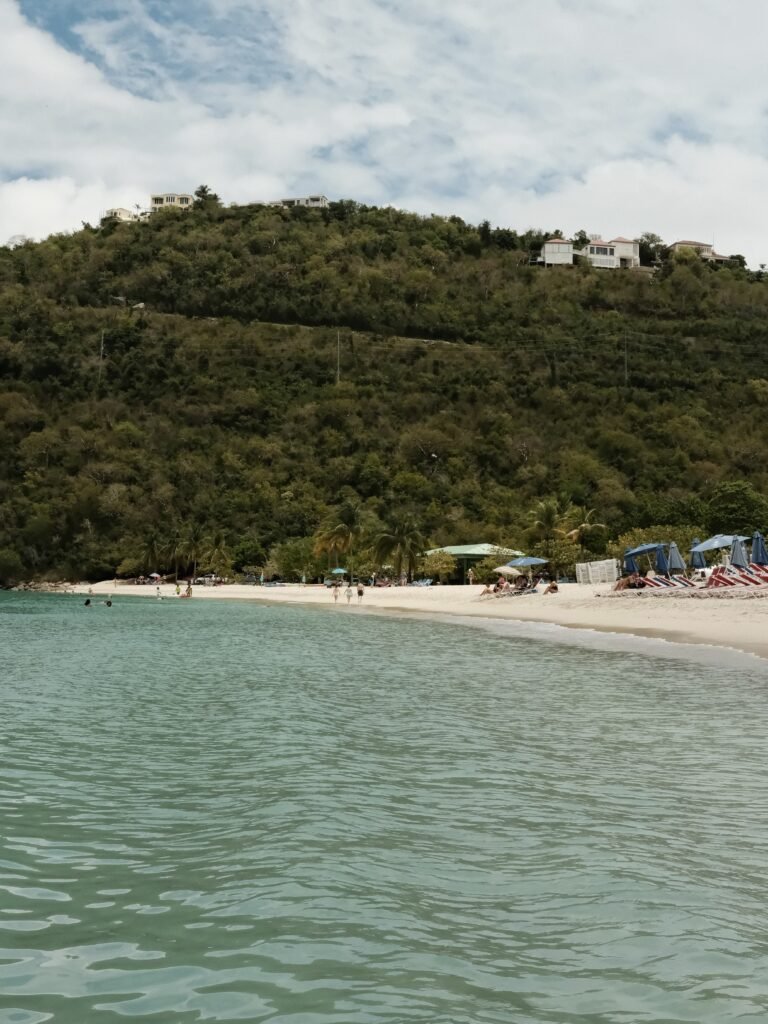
[84,599,91,607]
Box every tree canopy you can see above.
[1,198,767,582]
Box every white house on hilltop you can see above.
[269,195,329,209]
[104,207,140,222]
[150,192,194,211]
[539,234,640,269]
[540,238,575,265]
[668,240,730,264]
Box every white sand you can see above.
[75,580,768,661]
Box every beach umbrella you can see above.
[655,544,670,575]
[667,542,686,575]
[508,556,549,567]
[751,531,768,566]
[730,537,749,569]
[331,567,347,575]
[494,565,521,576]
[691,534,749,553]
[149,572,161,578]
[690,538,707,570]
[623,549,639,574]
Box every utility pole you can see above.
[336,330,340,385]
[623,336,629,385]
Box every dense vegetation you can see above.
[1,195,768,583]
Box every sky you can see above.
[2,0,768,263]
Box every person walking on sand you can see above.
[467,568,475,586]
[345,585,353,605]
[357,582,364,604]
[175,582,181,596]
[333,583,340,603]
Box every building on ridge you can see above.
[150,192,194,211]
[539,234,640,269]
[104,207,140,222]
[269,195,330,209]
[667,240,730,264]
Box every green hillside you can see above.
[1,197,768,582]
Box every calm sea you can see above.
[2,591,768,1023]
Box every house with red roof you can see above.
[668,240,729,264]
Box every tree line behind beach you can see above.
[1,198,767,583]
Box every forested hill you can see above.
[1,198,768,583]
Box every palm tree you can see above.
[527,498,573,557]
[314,499,368,579]
[372,514,426,582]
[141,529,165,574]
[201,530,232,577]
[165,527,186,581]
[183,522,207,580]
[566,507,607,554]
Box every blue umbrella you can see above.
[508,556,549,567]
[691,534,749,553]
[623,549,639,574]
[751,532,768,566]
[331,567,347,575]
[667,542,686,574]
[690,538,707,569]
[655,544,670,575]
[730,537,749,570]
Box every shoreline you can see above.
[52,580,768,663]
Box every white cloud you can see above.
[2,0,768,262]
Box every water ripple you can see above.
[2,592,768,1022]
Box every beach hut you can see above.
[424,543,524,583]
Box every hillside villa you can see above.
[539,235,640,269]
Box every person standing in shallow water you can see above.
[345,585,353,605]
[357,582,364,604]
[332,584,339,603]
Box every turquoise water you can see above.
[2,592,768,1023]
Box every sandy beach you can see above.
[71,580,768,661]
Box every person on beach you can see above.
[345,585,353,604]
[175,583,181,596]
[185,582,193,598]
[544,580,559,594]
[84,599,91,607]
[357,582,364,603]
[467,568,475,586]
[156,585,161,598]
[333,584,340,603]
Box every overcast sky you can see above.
[2,0,767,263]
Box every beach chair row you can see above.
[704,564,768,588]
[642,575,697,590]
